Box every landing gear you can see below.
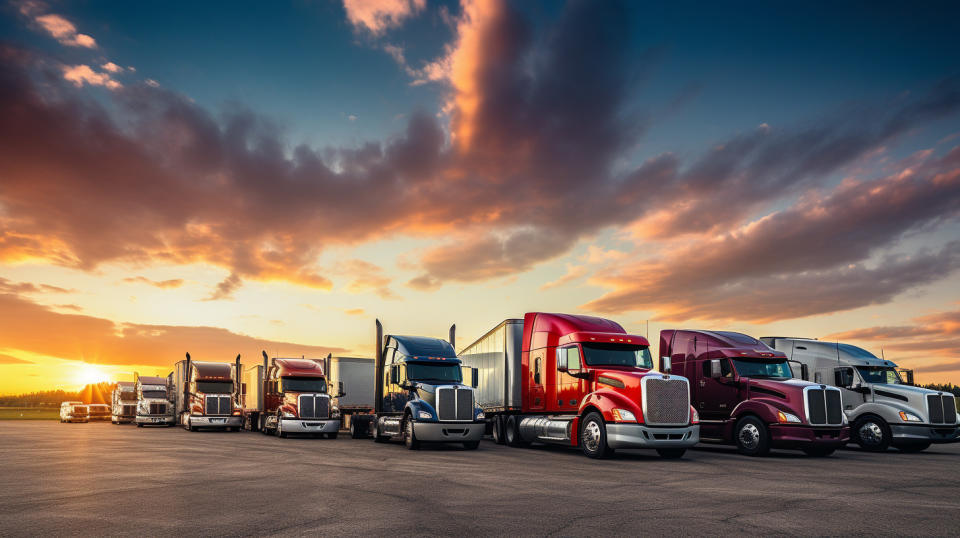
[734,416,770,456]
[579,411,614,459]
[854,416,890,452]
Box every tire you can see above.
[854,416,890,452]
[656,448,686,459]
[373,419,388,443]
[350,419,365,439]
[403,415,420,450]
[802,447,836,457]
[276,415,287,438]
[579,411,614,459]
[734,416,771,456]
[504,416,529,448]
[463,440,480,450]
[492,415,505,445]
[896,442,931,453]
[260,415,270,435]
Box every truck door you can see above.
[556,345,582,413]
[697,358,738,422]
[529,349,546,411]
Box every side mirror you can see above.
[661,356,671,374]
[389,365,399,385]
[835,367,854,388]
[471,368,478,388]
[900,369,915,386]
[801,364,809,381]
[557,350,569,373]
[709,359,722,378]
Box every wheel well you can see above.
[733,412,763,426]
[580,405,602,421]
[854,413,886,425]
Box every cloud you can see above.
[827,309,960,355]
[0,353,32,365]
[0,291,348,368]
[101,62,122,73]
[338,259,397,299]
[344,308,365,316]
[205,273,243,301]
[61,64,121,90]
[122,276,185,289]
[0,277,73,294]
[342,0,425,36]
[540,263,587,291]
[33,13,97,48]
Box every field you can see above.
[2,421,959,536]
[0,407,59,420]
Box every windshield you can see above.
[732,358,793,379]
[196,381,233,394]
[119,392,136,400]
[142,390,166,399]
[856,366,903,384]
[581,343,654,368]
[406,362,463,383]
[281,377,327,393]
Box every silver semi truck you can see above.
[762,337,959,452]
[111,382,137,424]
[135,374,175,426]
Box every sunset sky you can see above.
[1,0,959,394]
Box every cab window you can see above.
[563,346,581,370]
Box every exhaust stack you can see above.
[374,319,384,414]
[449,324,456,349]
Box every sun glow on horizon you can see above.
[72,363,109,387]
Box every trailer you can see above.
[171,353,243,431]
[320,355,375,437]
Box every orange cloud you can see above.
[62,64,121,90]
[33,13,97,48]
[122,276,185,289]
[342,0,425,36]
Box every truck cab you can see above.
[59,401,88,423]
[244,351,342,438]
[461,313,699,459]
[172,353,243,431]
[762,337,959,452]
[111,382,137,424]
[368,320,485,450]
[134,374,174,427]
[661,330,849,456]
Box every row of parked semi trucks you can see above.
[64,312,960,458]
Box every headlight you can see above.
[476,410,485,420]
[611,408,636,422]
[417,410,433,420]
[777,411,801,423]
[689,405,699,424]
[331,406,341,418]
[282,411,295,418]
[899,411,922,422]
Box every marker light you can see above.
[777,411,801,423]
[899,411,922,422]
[689,406,700,424]
[611,408,637,422]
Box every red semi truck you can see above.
[459,313,700,459]
[171,353,243,432]
[659,329,849,456]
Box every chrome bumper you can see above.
[189,416,242,428]
[136,415,174,425]
[280,418,340,433]
[891,424,960,443]
[605,424,700,449]
[414,421,484,442]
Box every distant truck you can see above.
[111,382,137,424]
[241,351,341,438]
[171,353,243,431]
[87,404,111,422]
[364,320,485,450]
[59,401,88,423]
[762,337,960,452]
[660,330,849,456]
[134,374,174,427]
[460,313,699,459]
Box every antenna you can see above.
[836,340,841,365]
[645,320,649,340]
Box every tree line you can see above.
[0,382,116,406]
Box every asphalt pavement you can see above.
[1,421,958,536]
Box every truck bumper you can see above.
[605,424,700,449]
[280,418,340,434]
[189,416,242,428]
[890,424,960,444]
[112,415,135,423]
[136,415,174,425]
[768,425,849,448]
[414,421,485,443]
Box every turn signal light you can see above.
[689,405,699,424]
[232,410,241,416]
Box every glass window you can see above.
[564,347,581,370]
[855,366,903,384]
[839,344,879,360]
[534,358,542,385]
[405,362,462,383]
[196,381,232,394]
[730,358,792,379]
[581,343,653,368]
[281,377,327,393]
[701,359,732,378]
[142,390,166,399]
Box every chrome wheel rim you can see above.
[405,420,413,443]
[739,423,760,450]
[583,420,602,452]
[859,422,883,445]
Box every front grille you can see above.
[205,396,231,415]
[437,388,474,421]
[298,395,329,419]
[149,402,167,415]
[75,407,87,415]
[806,388,843,425]
[643,378,689,425]
[123,405,135,416]
[928,394,957,424]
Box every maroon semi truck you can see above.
[460,313,700,459]
[659,329,849,456]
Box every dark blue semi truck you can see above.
[360,320,485,450]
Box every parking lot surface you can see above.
[1,421,958,536]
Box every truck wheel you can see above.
[656,448,686,459]
[734,416,770,456]
[403,416,420,450]
[504,416,529,447]
[463,440,480,450]
[802,447,835,457]
[854,416,890,452]
[492,416,505,445]
[259,415,269,435]
[579,412,614,459]
[276,415,287,438]
[350,420,363,439]
[895,442,931,453]
[372,420,388,443]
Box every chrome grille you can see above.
[149,402,167,415]
[928,394,956,424]
[806,387,843,425]
[122,405,135,416]
[437,388,474,421]
[945,396,958,424]
[205,396,230,415]
[643,377,689,425]
[298,395,329,419]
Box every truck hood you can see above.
[410,382,473,410]
[591,367,657,391]
[869,383,952,421]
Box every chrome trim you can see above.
[640,374,690,427]
[605,424,700,449]
[413,421,484,442]
[802,385,844,426]
[436,386,476,423]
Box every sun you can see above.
[74,363,109,387]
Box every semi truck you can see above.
[460,313,699,459]
[134,374,174,426]
[761,337,960,452]
[364,320,485,450]
[111,382,137,424]
[87,404,111,422]
[241,351,341,438]
[171,353,243,431]
[660,329,849,456]
[59,401,88,423]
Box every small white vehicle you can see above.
[87,403,111,422]
[59,401,89,423]
[135,374,175,426]
[762,337,960,452]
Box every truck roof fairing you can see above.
[559,331,650,347]
[274,358,325,377]
[766,337,897,368]
[525,312,631,351]
[665,329,788,360]
[116,381,135,389]
[137,376,167,385]
[189,361,233,380]
[390,335,457,359]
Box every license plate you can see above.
[210,418,225,424]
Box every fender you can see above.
[848,402,928,425]
[280,403,297,417]
[730,398,784,425]
[580,388,643,423]
[404,398,438,421]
